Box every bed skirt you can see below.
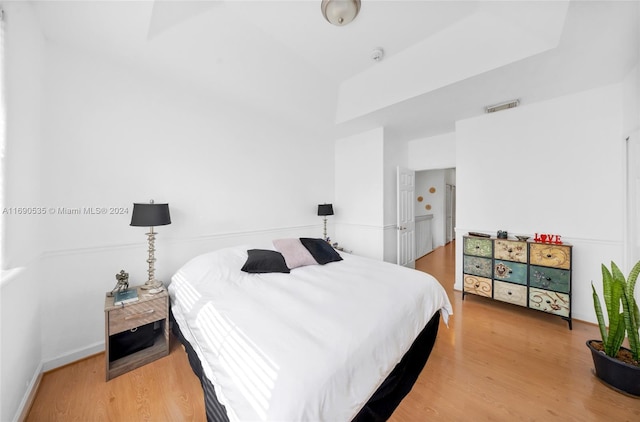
[171,310,441,422]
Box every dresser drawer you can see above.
[529,288,570,317]
[463,274,492,297]
[529,243,571,269]
[493,260,527,285]
[529,265,570,293]
[494,239,527,263]
[108,297,167,335]
[493,281,527,307]
[463,237,493,258]
[463,255,493,278]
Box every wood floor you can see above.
[25,242,640,421]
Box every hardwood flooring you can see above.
[25,242,640,421]
[24,340,205,422]
[391,241,639,421]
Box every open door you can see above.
[397,167,416,267]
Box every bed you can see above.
[168,239,452,421]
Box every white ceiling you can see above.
[30,0,639,141]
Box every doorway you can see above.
[414,168,456,255]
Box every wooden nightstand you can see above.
[104,286,170,381]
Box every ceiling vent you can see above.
[485,99,519,113]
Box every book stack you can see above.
[114,288,139,306]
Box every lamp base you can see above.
[140,279,163,290]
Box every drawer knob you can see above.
[546,277,552,281]
[508,291,512,295]
[546,254,552,258]
[475,265,480,268]
[508,248,513,253]
[475,283,480,288]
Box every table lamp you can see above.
[317,203,334,241]
[130,200,171,290]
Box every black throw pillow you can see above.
[241,249,290,274]
[300,238,343,265]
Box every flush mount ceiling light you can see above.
[321,0,361,26]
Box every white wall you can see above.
[456,83,626,324]
[334,128,385,260]
[2,12,337,421]
[334,128,411,263]
[1,3,45,422]
[408,132,456,171]
[622,64,640,267]
[2,1,43,268]
[622,63,639,137]
[35,40,336,362]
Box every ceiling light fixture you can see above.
[321,0,361,26]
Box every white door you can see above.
[397,167,416,267]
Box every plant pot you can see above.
[586,340,640,397]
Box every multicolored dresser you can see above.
[462,235,572,329]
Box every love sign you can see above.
[533,233,562,244]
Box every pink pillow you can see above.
[272,238,318,269]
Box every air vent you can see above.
[485,99,519,113]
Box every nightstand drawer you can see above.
[108,298,167,335]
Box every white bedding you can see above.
[169,246,452,422]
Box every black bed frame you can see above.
[171,310,441,422]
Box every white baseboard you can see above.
[14,361,43,422]
[42,341,104,372]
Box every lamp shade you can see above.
[130,203,171,227]
[317,204,334,216]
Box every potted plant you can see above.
[587,260,640,396]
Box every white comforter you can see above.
[169,246,452,422]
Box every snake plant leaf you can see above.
[622,288,640,360]
[607,313,626,357]
[625,261,640,359]
[592,282,608,344]
[602,264,617,332]
[604,266,624,357]
[627,261,640,327]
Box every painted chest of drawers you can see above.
[462,235,572,329]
